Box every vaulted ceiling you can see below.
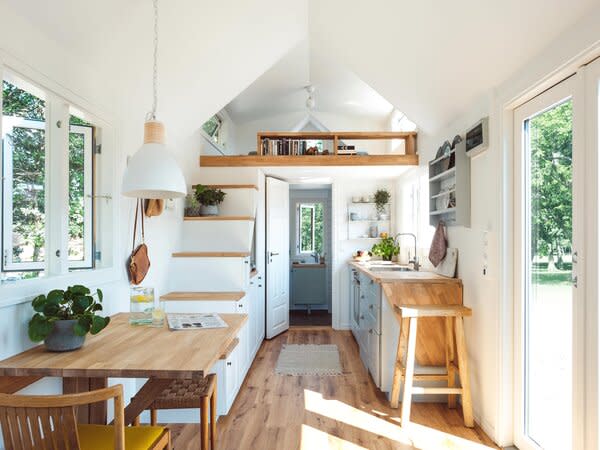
[3,0,597,133]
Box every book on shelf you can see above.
[261,138,309,156]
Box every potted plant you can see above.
[374,189,391,219]
[194,184,226,216]
[28,285,110,352]
[371,234,399,261]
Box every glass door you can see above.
[514,76,579,450]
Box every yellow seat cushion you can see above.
[77,424,167,450]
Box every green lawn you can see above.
[532,270,572,285]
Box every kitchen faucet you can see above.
[394,233,420,271]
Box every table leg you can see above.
[63,377,108,424]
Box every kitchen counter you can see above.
[349,260,463,367]
[292,263,326,268]
[348,261,460,284]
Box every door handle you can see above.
[270,252,279,257]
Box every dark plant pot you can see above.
[199,204,219,216]
[44,320,85,352]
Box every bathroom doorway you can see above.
[289,184,332,326]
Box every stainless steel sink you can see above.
[369,266,413,272]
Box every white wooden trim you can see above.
[582,56,600,450]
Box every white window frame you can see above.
[203,114,223,144]
[0,60,119,302]
[1,116,47,271]
[297,203,316,255]
[68,123,93,269]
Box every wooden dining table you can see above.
[0,313,247,425]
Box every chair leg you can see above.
[390,317,409,408]
[455,316,474,428]
[151,409,158,426]
[210,388,217,449]
[445,316,457,408]
[401,317,418,427]
[201,396,210,450]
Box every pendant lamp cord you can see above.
[146,0,159,121]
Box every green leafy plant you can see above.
[28,285,110,342]
[371,236,399,261]
[194,184,226,206]
[374,189,391,215]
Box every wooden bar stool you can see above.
[134,374,217,450]
[390,304,474,428]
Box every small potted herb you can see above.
[28,285,110,352]
[194,184,226,216]
[374,189,391,219]
[371,234,399,261]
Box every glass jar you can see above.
[129,287,155,325]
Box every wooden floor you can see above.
[169,328,499,449]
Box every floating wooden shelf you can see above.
[257,131,417,154]
[172,252,251,258]
[200,154,418,167]
[184,216,255,221]
[194,184,259,190]
[161,291,246,301]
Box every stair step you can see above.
[193,184,258,190]
[183,216,255,221]
[172,252,250,258]
[161,291,245,301]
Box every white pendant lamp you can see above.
[121,0,186,199]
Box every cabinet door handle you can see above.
[369,329,373,334]
[360,315,364,320]
[238,303,243,308]
[369,304,374,310]
[227,362,232,366]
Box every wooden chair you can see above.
[390,304,474,428]
[133,374,217,450]
[0,384,170,450]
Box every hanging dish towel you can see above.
[429,221,447,267]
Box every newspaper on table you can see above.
[166,313,228,330]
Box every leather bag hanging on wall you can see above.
[128,199,151,284]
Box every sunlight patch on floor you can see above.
[301,424,368,449]
[304,389,496,450]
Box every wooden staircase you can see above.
[161,183,265,420]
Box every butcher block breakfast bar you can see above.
[348,261,473,427]
[0,312,247,428]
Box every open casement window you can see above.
[296,202,324,256]
[1,73,98,280]
[201,114,223,144]
[68,117,94,269]
[2,116,46,272]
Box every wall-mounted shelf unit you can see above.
[428,140,470,226]
[199,131,419,167]
[346,202,392,240]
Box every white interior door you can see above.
[266,177,290,339]
[513,75,583,450]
